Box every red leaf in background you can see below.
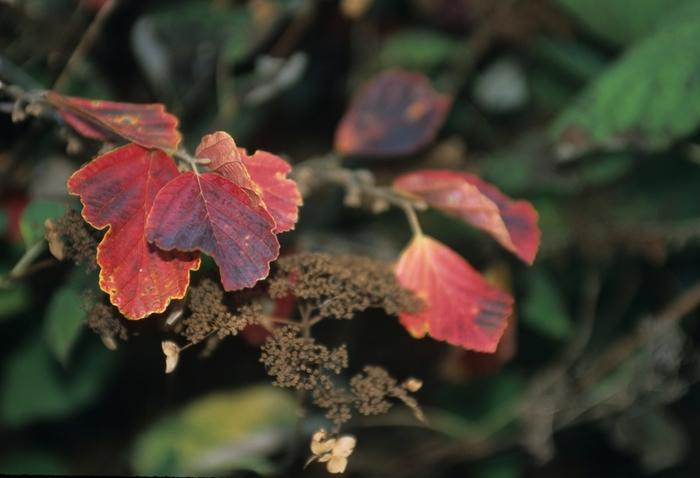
[334,69,451,156]
[45,91,182,153]
[196,131,301,233]
[145,172,279,290]
[67,144,200,319]
[242,294,297,346]
[394,235,513,352]
[0,193,29,242]
[393,170,540,264]
[242,150,301,233]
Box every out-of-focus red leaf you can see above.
[45,91,181,153]
[196,131,301,233]
[0,193,29,242]
[242,150,301,233]
[67,144,200,319]
[445,264,517,378]
[393,170,540,264]
[394,235,513,352]
[145,172,279,291]
[334,69,451,156]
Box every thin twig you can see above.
[52,0,120,91]
[292,155,427,238]
[580,278,700,386]
[0,55,42,90]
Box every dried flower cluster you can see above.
[260,326,424,430]
[268,252,421,319]
[179,279,263,344]
[84,293,128,350]
[351,366,425,422]
[53,208,99,270]
[260,325,348,390]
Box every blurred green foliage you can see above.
[0,336,113,428]
[131,386,297,476]
[552,2,700,157]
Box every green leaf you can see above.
[0,336,114,427]
[19,199,65,248]
[43,285,85,366]
[131,385,298,476]
[551,7,700,159]
[556,0,692,46]
[379,29,458,70]
[521,269,573,340]
[0,285,30,321]
[531,37,607,83]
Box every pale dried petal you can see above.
[312,428,328,444]
[326,456,348,474]
[311,438,336,456]
[403,377,423,392]
[311,428,337,455]
[161,340,180,374]
[332,436,356,458]
[100,334,118,351]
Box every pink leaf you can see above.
[394,235,513,352]
[393,170,540,264]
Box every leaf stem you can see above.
[401,203,424,238]
[292,155,428,240]
[0,241,47,288]
[173,149,201,174]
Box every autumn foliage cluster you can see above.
[47,68,540,354]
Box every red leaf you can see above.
[394,235,513,352]
[59,110,111,141]
[195,131,258,192]
[393,170,540,264]
[67,144,200,319]
[45,91,182,153]
[242,150,301,233]
[334,69,451,156]
[196,131,301,233]
[145,172,280,290]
